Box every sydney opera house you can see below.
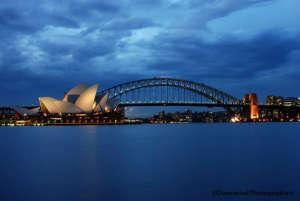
[39,83,111,114]
[14,83,114,116]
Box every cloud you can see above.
[142,31,300,79]
[0,0,299,104]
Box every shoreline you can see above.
[1,121,299,127]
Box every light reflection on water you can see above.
[79,125,98,134]
[0,123,299,201]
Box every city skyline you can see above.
[0,0,299,105]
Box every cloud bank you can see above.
[0,0,299,104]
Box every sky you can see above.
[0,0,299,106]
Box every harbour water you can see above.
[0,123,299,201]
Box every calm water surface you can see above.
[0,124,299,201]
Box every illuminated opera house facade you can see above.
[14,84,114,116]
[39,83,111,114]
[39,83,113,114]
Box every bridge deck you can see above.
[119,103,243,107]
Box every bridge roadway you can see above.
[118,102,244,108]
[118,103,300,111]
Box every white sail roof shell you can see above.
[55,101,83,114]
[39,97,60,114]
[94,93,109,112]
[63,83,88,102]
[39,97,83,114]
[13,107,40,116]
[99,93,110,111]
[75,84,99,113]
[99,94,109,108]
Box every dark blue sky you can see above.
[0,0,299,105]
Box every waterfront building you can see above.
[266,96,300,107]
[39,84,112,114]
[283,97,300,107]
[265,95,284,105]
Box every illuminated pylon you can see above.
[249,93,259,119]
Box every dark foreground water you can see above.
[0,124,299,201]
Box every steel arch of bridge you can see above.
[99,78,241,106]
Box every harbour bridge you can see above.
[99,77,242,109]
